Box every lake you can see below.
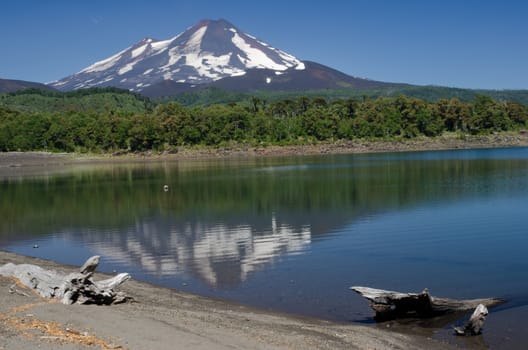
[2,147,528,348]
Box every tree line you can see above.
[0,94,527,153]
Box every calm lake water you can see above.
[2,147,528,348]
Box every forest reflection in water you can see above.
[2,148,528,327]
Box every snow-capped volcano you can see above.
[50,19,305,91]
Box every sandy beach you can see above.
[0,251,458,350]
[2,136,527,349]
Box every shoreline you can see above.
[0,250,454,349]
[1,133,528,171]
[76,133,528,162]
[1,136,526,348]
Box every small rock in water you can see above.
[33,244,39,248]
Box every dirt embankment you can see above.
[84,133,528,160]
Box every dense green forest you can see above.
[0,88,527,153]
[0,87,154,113]
[163,86,528,107]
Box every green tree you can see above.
[44,114,75,152]
[469,95,512,134]
[505,102,528,127]
[128,114,163,151]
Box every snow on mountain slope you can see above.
[49,19,305,91]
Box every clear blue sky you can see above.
[2,0,527,89]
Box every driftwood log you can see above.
[454,304,489,336]
[0,255,131,305]
[351,286,503,321]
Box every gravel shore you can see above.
[2,133,528,174]
[0,251,456,350]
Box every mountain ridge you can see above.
[0,78,57,94]
[49,19,306,92]
[40,18,528,103]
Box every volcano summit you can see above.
[50,19,306,92]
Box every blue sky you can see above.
[1,0,527,89]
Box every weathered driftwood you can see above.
[79,255,100,276]
[0,256,131,305]
[351,286,503,321]
[454,304,488,336]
